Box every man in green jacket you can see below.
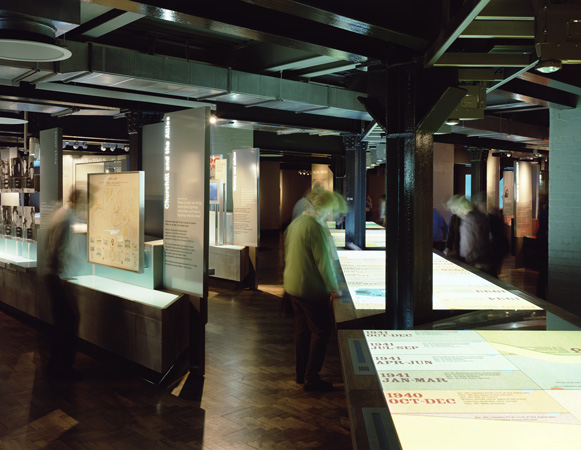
[284,188,345,392]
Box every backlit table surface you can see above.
[341,329,581,450]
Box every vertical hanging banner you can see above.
[232,148,259,247]
[514,161,533,238]
[163,108,210,298]
[503,171,514,216]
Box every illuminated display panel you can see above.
[330,229,386,248]
[326,221,384,230]
[362,330,581,449]
[337,250,542,311]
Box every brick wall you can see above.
[548,105,581,316]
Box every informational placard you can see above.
[162,108,209,298]
[311,163,333,191]
[503,170,514,216]
[232,148,259,247]
[515,161,534,237]
[362,330,581,449]
[337,250,542,311]
[87,172,144,273]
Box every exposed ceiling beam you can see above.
[493,89,550,109]
[424,0,491,68]
[238,0,427,51]
[434,52,533,67]
[265,56,338,72]
[296,62,359,78]
[477,0,535,21]
[517,72,581,97]
[81,11,144,38]
[498,78,577,109]
[81,0,376,61]
[460,20,534,38]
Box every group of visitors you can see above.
[443,194,509,278]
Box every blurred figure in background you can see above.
[44,189,84,379]
[460,194,491,273]
[444,195,472,260]
[432,208,448,252]
[378,195,386,227]
[283,188,345,392]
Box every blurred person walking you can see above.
[44,189,83,379]
[283,188,345,392]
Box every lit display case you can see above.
[330,229,386,249]
[339,329,581,450]
[336,250,541,312]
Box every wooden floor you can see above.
[0,231,540,449]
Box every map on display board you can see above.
[362,330,581,449]
[337,250,542,311]
[88,172,144,272]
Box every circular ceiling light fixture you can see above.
[535,59,562,74]
[0,15,72,62]
[0,112,28,125]
[445,118,461,126]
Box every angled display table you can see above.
[339,329,581,450]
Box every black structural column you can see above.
[385,62,434,329]
[469,147,488,202]
[344,134,367,249]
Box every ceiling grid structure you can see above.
[0,0,581,156]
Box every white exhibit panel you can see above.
[337,251,542,311]
[87,171,145,273]
[162,107,209,298]
[232,148,259,247]
[358,330,581,449]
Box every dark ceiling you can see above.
[1,0,580,158]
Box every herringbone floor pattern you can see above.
[0,231,541,449]
[0,231,351,449]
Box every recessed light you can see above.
[0,39,72,62]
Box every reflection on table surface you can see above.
[337,250,542,311]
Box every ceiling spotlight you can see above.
[209,115,217,125]
[62,140,68,149]
[101,144,106,152]
[124,146,130,152]
[72,141,79,149]
[535,59,562,74]
[81,142,88,150]
[445,118,461,126]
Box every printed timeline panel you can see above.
[362,330,581,449]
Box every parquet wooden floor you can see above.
[0,232,542,450]
[0,230,351,450]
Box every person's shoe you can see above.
[304,378,333,392]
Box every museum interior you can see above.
[1,1,581,449]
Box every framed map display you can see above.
[88,172,145,272]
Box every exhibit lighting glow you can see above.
[209,115,217,125]
[164,116,171,209]
[535,59,562,73]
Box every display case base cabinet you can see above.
[209,245,249,282]
[69,283,189,374]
